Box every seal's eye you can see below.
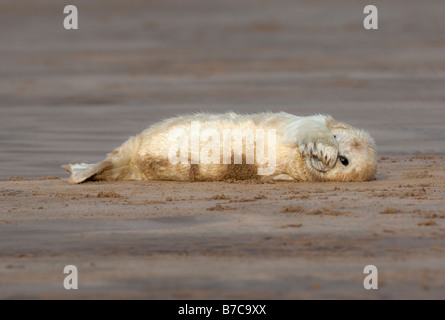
[339,156,349,166]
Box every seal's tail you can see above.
[62,134,143,184]
[61,161,113,184]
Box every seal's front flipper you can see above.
[61,161,113,184]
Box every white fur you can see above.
[63,112,377,183]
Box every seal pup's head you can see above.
[311,125,377,182]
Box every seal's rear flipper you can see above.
[61,161,113,184]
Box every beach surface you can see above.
[1,0,445,299]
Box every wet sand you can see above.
[1,0,445,299]
[1,156,445,299]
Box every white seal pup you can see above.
[62,112,377,184]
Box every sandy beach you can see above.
[1,0,445,299]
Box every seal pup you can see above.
[62,112,377,183]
